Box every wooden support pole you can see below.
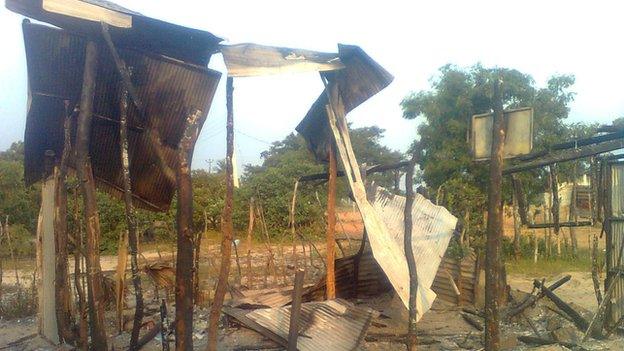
[570,161,579,257]
[549,164,561,256]
[404,154,418,351]
[55,102,75,344]
[206,77,235,351]
[38,151,59,344]
[290,180,300,269]
[326,141,337,300]
[75,40,107,350]
[485,77,505,351]
[119,89,144,350]
[287,269,305,351]
[73,188,88,350]
[246,198,255,287]
[174,107,203,350]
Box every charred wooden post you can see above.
[511,175,528,225]
[290,180,300,269]
[549,164,561,256]
[174,107,204,350]
[119,89,144,350]
[534,279,592,333]
[326,142,337,299]
[206,77,235,351]
[73,188,88,350]
[246,198,255,287]
[404,154,418,351]
[287,269,305,351]
[55,102,76,344]
[160,299,170,351]
[504,275,571,319]
[511,187,522,260]
[569,161,579,257]
[484,76,505,350]
[75,40,108,350]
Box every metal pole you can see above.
[484,76,505,351]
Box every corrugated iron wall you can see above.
[432,251,478,306]
[607,162,624,324]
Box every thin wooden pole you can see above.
[550,164,561,257]
[484,76,505,351]
[246,199,255,287]
[174,107,203,350]
[326,142,337,300]
[404,154,418,351]
[570,162,579,257]
[290,180,300,269]
[206,77,235,351]
[55,102,75,344]
[75,40,107,350]
[73,188,88,350]
[287,269,305,351]
[119,89,144,350]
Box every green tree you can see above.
[401,64,588,245]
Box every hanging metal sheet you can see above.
[607,162,624,324]
[368,185,457,318]
[221,43,344,77]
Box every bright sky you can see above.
[1,1,623,170]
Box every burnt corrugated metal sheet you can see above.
[295,44,393,161]
[245,299,376,351]
[432,251,478,306]
[22,22,221,211]
[7,0,222,65]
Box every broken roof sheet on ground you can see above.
[21,22,221,210]
[226,299,377,351]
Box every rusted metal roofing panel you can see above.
[221,43,344,77]
[432,251,478,305]
[245,299,376,351]
[7,0,222,65]
[22,22,221,211]
[295,44,393,161]
[368,185,457,320]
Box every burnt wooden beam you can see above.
[519,129,624,162]
[174,107,203,350]
[511,175,528,225]
[207,77,235,351]
[75,40,107,350]
[526,221,592,229]
[404,154,419,350]
[504,275,571,319]
[504,139,624,174]
[119,89,144,350]
[100,23,144,113]
[54,102,77,344]
[298,160,410,182]
[533,279,590,332]
[485,77,504,350]
[550,165,561,255]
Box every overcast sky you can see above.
[1,1,623,170]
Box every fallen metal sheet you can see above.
[231,299,376,351]
[368,185,457,319]
[221,43,344,77]
[295,44,393,161]
[432,250,479,306]
[22,22,221,211]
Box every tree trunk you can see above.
[485,77,505,351]
[75,40,108,350]
[206,77,235,351]
[174,107,203,350]
[119,89,144,350]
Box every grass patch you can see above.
[506,248,603,277]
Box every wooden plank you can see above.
[287,269,305,351]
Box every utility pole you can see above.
[207,159,213,174]
[485,74,505,351]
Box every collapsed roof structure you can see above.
[6,0,458,349]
